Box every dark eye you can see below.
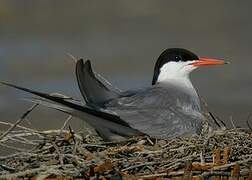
[175,55,182,61]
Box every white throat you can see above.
[157,61,197,91]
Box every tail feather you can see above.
[0,82,141,140]
[0,81,129,127]
[24,97,139,141]
[23,97,75,114]
[75,59,120,106]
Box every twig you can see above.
[41,130,83,141]
[209,111,222,128]
[0,164,16,172]
[60,115,72,131]
[6,136,37,145]
[230,116,237,130]
[163,154,199,168]
[122,161,166,172]
[0,103,39,140]
[0,142,28,151]
[200,95,226,129]
[0,132,43,143]
[65,52,78,63]
[52,142,64,166]
[0,164,75,179]
[201,171,231,178]
[140,171,185,178]
[0,152,37,160]
[200,151,205,164]
[0,119,251,179]
[246,113,252,131]
[0,121,44,137]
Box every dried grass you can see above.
[0,104,252,179]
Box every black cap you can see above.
[152,48,199,85]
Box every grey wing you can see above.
[104,86,204,139]
[76,59,121,106]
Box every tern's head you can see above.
[152,48,226,85]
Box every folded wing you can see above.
[76,59,121,106]
[104,85,204,139]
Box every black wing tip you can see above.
[0,81,131,131]
[0,81,43,96]
[77,58,83,62]
[76,59,93,72]
[76,59,91,65]
[0,81,9,85]
[85,59,91,65]
[83,60,93,75]
[0,81,19,89]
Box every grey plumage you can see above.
[104,84,203,138]
[1,48,214,141]
[75,59,203,138]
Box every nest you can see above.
[0,104,252,179]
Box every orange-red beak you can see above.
[191,57,227,67]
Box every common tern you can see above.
[1,48,227,141]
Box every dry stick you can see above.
[14,136,36,145]
[60,115,72,131]
[163,154,199,168]
[0,164,75,179]
[0,152,37,160]
[52,142,64,166]
[8,129,83,142]
[0,142,28,151]
[1,132,43,142]
[201,171,231,178]
[209,112,222,128]
[0,152,85,163]
[230,116,237,130]
[7,136,36,146]
[200,151,205,164]
[65,52,78,63]
[140,171,185,178]
[2,130,25,133]
[199,95,215,123]
[200,96,226,129]
[68,125,76,144]
[215,115,227,128]
[162,139,177,148]
[41,130,83,141]
[246,113,252,131]
[0,121,43,136]
[140,160,251,179]
[0,103,39,140]
[183,161,193,180]
[121,161,166,172]
[248,166,252,180]
[122,154,198,172]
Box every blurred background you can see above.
[0,1,251,134]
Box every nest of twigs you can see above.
[0,104,252,179]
